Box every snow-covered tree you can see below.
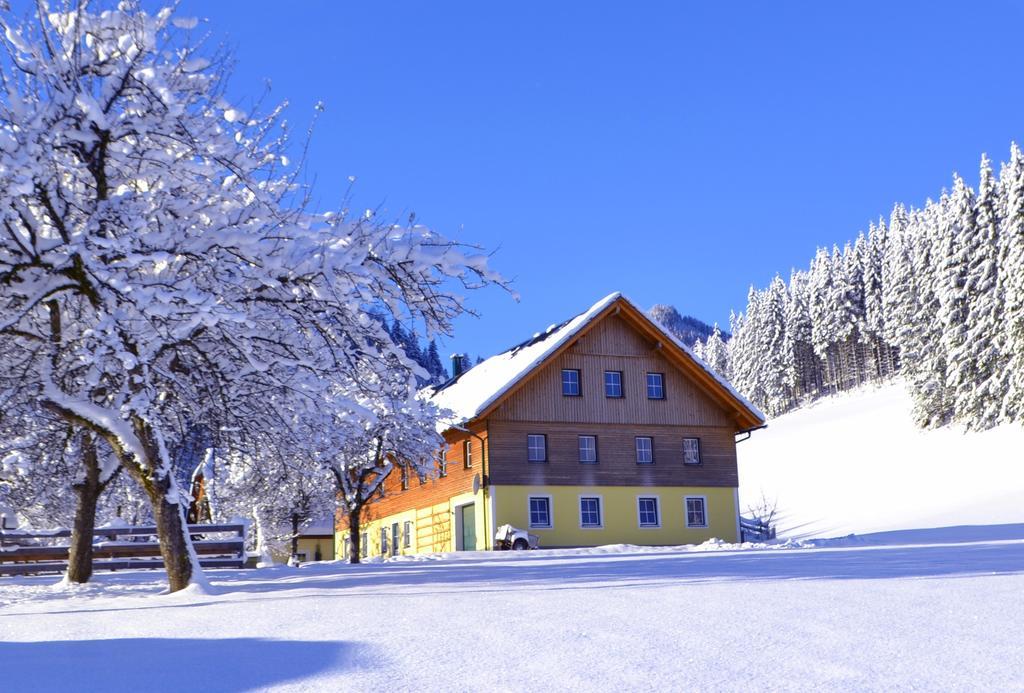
[0,3,504,591]
[701,325,731,381]
[998,144,1024,422]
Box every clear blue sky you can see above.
[175,0,1023,361]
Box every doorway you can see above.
[459,503,476,551]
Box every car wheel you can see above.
[512,538,529,551]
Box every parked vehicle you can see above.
[494,524,540,551]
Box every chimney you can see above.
[450,353,468,378]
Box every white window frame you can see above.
[578,495,603,529]
[578,435,598,463]
[380,527,389,555]
[636,495,661,528]
[561,368,581,397]
[527,434,547,463]
[635,436,654,465]
[403,520,413,548]
[527,495,553,529]
[604,370,623,398]
[683,437,702,466]
[685,495,708,528]
[463,439,473,469]
[646,372,665,399]
[360,531,368,558]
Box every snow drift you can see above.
[737,380,1024,538]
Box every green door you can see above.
[460,503,476,551]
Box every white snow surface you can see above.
[1,526,1022,691]
[427,292,764,430]
[738,380,1024,538]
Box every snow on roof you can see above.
[424,292,765,431]
[425,292,622,428]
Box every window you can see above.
[403,520,413,548]
[578,435,598,463]
[527,434,547,463]
[646,372,665,399]
[391,523,400,556]
[638,497,660,527]
[529,496,552,528]
[343,536,351,560]
[686,497,707,528]
[635,436,653,464]
[400,466,409,490]
[580,497,602,528]
[380,527,389,555]
[562,369,581,397]
[438,452,448,477]
[360,532,368,558]
[463,440,472,469]
[683,437,702,465]
[604,370,623,398]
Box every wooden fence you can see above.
[0,523,247,576]
[739,516,777,542]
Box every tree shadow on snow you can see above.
[0,637,365,692]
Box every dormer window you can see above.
[604,371,623,398]
[562,369,581,396]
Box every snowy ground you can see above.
[2,524,1023,692]
[738,380,1024,538]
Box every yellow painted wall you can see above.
[492,485,738,546]
[334,486,493,560]
[296,536,334,562]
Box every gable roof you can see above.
[425,293,765,432]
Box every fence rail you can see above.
[739,516,776,542]
[0,524,247,576]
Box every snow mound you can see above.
[738,380,1024,539]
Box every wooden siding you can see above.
[335,424,486,532]
[491,315,733,427]
[487,420,738,487]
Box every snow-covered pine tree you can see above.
[936,176,977,426]
[784,269,820,402]
[702,325,731,381]
[862,222,892,379]
[425,340,447,384]
[728,289,762,405]
[757,276,792,415]
[955,155,1003,429]
[808,247,839,392]
[881,204,913,372]
[1000,144,1024,421]
[905,197,954,427]
[691,338,706,362]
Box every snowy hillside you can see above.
[738,380,1024,539]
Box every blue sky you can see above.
[175,0,1023,361]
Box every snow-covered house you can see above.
[337,293,765,557]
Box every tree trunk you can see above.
[149,483,195,592]
[348,508,362,564]
[290,512,299,561]
[66,437,101,584]
[134,418,199,593]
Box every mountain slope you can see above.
[737,380,1024,538]
[647,304,728,346]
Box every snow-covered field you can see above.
[2,526,1023,692]
[738,380,1024,538]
